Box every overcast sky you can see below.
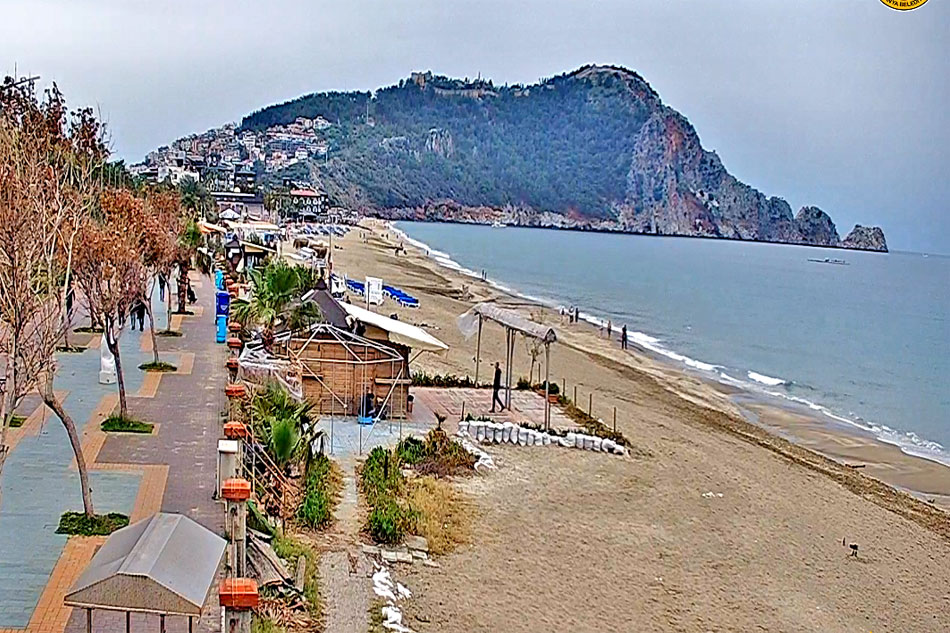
[2,0,947,253]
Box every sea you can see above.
[393,221,950,466]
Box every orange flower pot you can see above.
[219,578,259,609]
[223,421,249,440]
[221,477,252,502]
[225,358,239,372]
[228,322,242,333]
[226,337,243,350]
[224,383,247,399]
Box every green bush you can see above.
[516,376,532,390]
[411,372,479,388]
[368,499,404,544]
[297,455,334,528]
[396,437,426,465]
[101,415,154,433]
[56,511,129,535]
[138,361,177,372]
[535,380,560,395]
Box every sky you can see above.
[1,0,947,253]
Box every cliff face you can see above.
[219,65,890,251]
[841,225,888,251]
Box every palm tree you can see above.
[231,259,314,349]
[251,383,323,467]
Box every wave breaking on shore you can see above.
[390,222,950,469]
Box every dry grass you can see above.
[406,476,475,556]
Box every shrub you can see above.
[396,437,426,465]
[156,329,183,337]
[56,511,129,535]
[535,380,560,395]
[368,498,404,544]
[101,415,154,433]
[411,372,480,388]
[516,376,532,390]
[297,454,334,529]
[138,361,177,372]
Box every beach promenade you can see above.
[0,275,225,633]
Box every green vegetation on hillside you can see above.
[241,68,656,217]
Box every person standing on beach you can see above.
[621,324,628,349]
[607,320,612,339]
[491,361,506,412]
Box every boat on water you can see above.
[491,221,507,228]
[808,257,849,265]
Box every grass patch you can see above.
[56,511,129,535]
[296,455,342,529]
[73,326,103,334]
[405,476,474,555]
[9,414,26,428]
[156,329,183,337]
[55,345,86,353]
[250,616,284,633]
[138,361,177,372]
[272,533,321,614]
[101,414,154,434]
[360,447,414,545]
[397,428,476,477]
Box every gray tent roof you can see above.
[64,513,226,616]
[463,303,557,344]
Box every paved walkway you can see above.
[0,278,226,633]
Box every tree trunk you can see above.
[41,375,95,517]
[165,273,173,333]
[176,265,188,314]
[144,290,160,364]
[106,319,128,418]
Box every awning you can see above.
[460,303,557,344]
[64,513,226,616]
[198,220,228,234]
[240,240,276,255]
[340,302,448,353]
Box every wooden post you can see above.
[460,401,465,422]
[561,377,565,396]
[126,611,130,633]
[160,614,166,633]
[613,406,617,432]
[86,609,92,633]
[573,385,577,404]
[544,343,551,430]
[588,393,593,417]
[189,617,194,633]
[474,315,483,385]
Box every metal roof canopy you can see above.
[64,513,226,617]
[458,303,558,429]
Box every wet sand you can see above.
[326,220,950,631]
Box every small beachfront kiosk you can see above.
[458,302,558,428]
[64,513,226,633]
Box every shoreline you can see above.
[377,219,950,514]
[374,215,890,253]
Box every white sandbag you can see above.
[558,436,573,448]
[493,427,503,443]
[501,424,512,443]
[591,436,603,452]
[517,428,529,446]
[507,425,518,444]
[474,423,486,442]
[613,444,626,455]
[583,435,595,451]
[575,434,586,449]
[458,421,469,435]
[541,434,551,446]
[601,439,616,453]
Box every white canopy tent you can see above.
[340,302,448,354]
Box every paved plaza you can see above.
[0,279,226,633]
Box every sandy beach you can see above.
[330,220,950,632]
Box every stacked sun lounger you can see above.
[382,284,419,308]
[345,278,365,296]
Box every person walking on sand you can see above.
[621,324,628,350]
[491,362,506,412]
[607,320,612,339]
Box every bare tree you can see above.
[74,190,147,420]
[0,78,104,515]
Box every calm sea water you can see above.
[394,221,950,465]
